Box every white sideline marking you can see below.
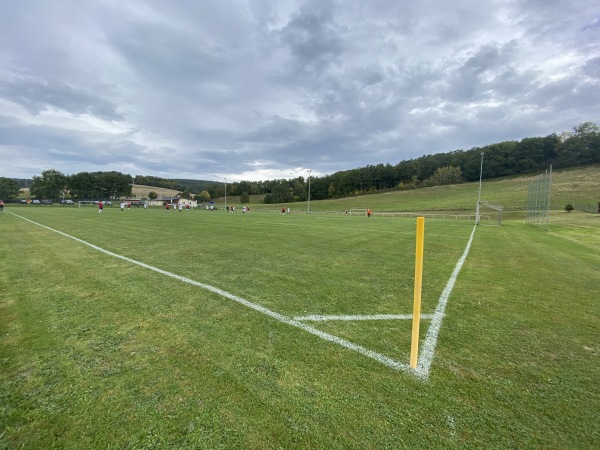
[416,224,477,379]
[8,212,410,372]
[8,211,476,380]
[294,314,435,321]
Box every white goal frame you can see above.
[78,201,97,208]
[349,208,367,216]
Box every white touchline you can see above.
[416,224,477,379]
[8,212,410,372]
[9,211,475,380]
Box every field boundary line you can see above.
[416,224,477,379]
[7,211,410,373]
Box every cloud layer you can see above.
[1,0,598,181]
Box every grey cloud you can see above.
[239,116,306,144]
[582,56,600,78]
[437,42,522,103]
[0,78,124,120]
[0,0,598,180]
[277,1,344,75]
[108,24,226,93]
[0,114,171,177]
[0,115,89,151]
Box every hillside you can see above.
[240,165,599,214]
[131,184,180,199]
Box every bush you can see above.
[422,166,463,187]
[565,203,574,213]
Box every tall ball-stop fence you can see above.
[526,165,552,227]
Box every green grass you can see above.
[1,194,599,448]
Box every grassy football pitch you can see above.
[1,205,598,448]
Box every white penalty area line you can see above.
[8,211,476,380]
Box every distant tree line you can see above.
[13,178,32,189]
[3,122,598,203]
[25,170,133,201]
[223,121,600,203]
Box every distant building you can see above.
[147,196,197,207]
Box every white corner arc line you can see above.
[415,224,477,379]
[8,211,411,373]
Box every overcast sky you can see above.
[1,0,598,182]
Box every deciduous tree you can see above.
[199,190,211,202]
[29,169,66,200]
[0,177,20,200]
[423,166,463,186]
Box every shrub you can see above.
[565,203,574,213]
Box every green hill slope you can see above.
[262,165,599,214]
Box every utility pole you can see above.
[476,152,484,224]
[307,169,312,214]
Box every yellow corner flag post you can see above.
[410,217,425,369]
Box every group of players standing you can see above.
[163,202,191,212]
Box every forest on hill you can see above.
[2,122,598,203]
[222,121,599,204]
[134,121,599,204]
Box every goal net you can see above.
[78,201,98,208]
[349,208,367,216]
[478,201,504,226]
